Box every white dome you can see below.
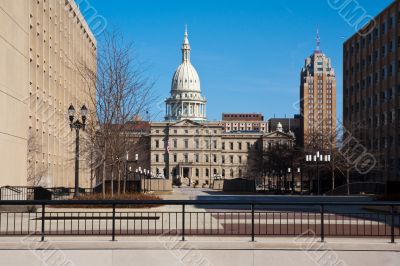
[171,62,201,92]
[165,27,207,122]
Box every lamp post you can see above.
[68,104,88,198]
[125,153,139,193]
[305,152,331,195]
[298,167,303,194]
[288,167,295,193]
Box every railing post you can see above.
[182,204,185,241]
[391,205,395,244]
[320,204,325,242]
[41,204,45,242]
[112,203,116,241]
[251,203,255,242]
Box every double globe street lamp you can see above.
[68,104,88,198]
[305,151,331,195]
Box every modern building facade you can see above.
[0,0,96,187]
[343,1,400,188]
[300,31,337,150]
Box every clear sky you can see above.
[83,0,393,121]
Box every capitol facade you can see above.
[149,29,295,186]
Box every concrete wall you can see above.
[0,0,30,186]
[0,0,97,187]
[142,179,172,191]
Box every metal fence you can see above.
[0,200,399,242]
[0,186,92,201]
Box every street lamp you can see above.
[288,167,295,193]
[297,167,303,194]
[306,151,331,195]
[125,152,139,193]
[68,104,87,198]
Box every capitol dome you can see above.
[171,62,201,92]
[165,27,207,122]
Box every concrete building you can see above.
[300,30,337,150]
[0,0,96,187]
[343,1,400,189]
[220,113,269,133]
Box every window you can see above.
[222,155,225,164]
[230,155,234,164]
[195,169,199,177]
[184,139,188,148]
[230,142,234,150]
[195,139,199,149]
[184,153,188,163]
[155,140,159,148]
[238,142,242,150]
[205,140,210,149]
[222,142,225,150]
[173,154,177,162]
[206,169,209,177]
[155,154,159,163]
[195,154,199,163]
[213,140,217,149]
[213,154,217,163]
[205,155,209,163]
[173,139,177,148]
[238,156,242,164]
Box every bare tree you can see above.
[78,29,154,198]
[305,118,382,195]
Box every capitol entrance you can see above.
[183,167,190,179]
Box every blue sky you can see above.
[84,0,393,121]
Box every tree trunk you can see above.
[123,161,127,194]
[331,165,335,191]
[346,168,350,196]
[102,145,107,199]
[111,165,114,197]
[117,164,121,195]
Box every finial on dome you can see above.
[182,25,190,62]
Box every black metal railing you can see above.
[0,186,92,201]
[0,200,399,243]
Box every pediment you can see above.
[170,119,204,127]
[264,130,293,139]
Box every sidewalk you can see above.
[0,237,399,266]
